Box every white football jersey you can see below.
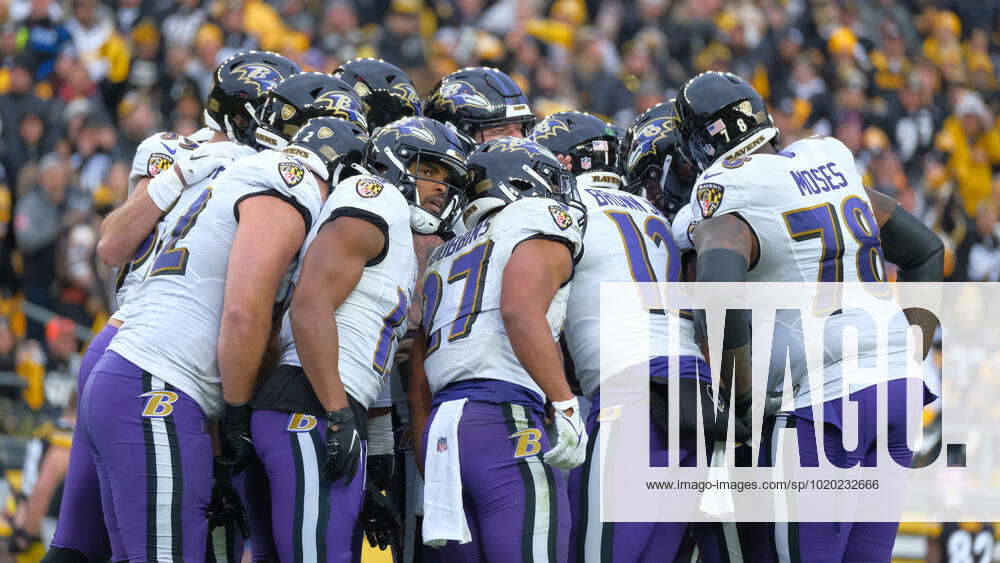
[421,197,583,397]
[688,136,908,403]
[109,150,326,418]
[278,174,417,409]
[113,140,256,321]
[566,187,704,399]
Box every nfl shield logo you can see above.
[580,156,592,170]
[437,437,448,452]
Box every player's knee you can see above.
[40,546,90,563]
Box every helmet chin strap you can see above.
[410,206,441,234]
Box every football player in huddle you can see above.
[245,116,467,561]
[253,71,368,151]
[408,137,586,561]
[78,63,357,558]
[530,109,734,562]
[424,66,536,144]
[673,71,943,562]
[43,49,299,563]
[333,58,423,131]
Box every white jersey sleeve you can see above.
[108,149,327,418]
[277,174,417,409]
[128,132,200,194]
[421,196,583,398]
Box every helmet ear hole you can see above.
[508,178,534,192]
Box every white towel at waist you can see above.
[422,398,471,547]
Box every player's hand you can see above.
[207,461,250,539]
[322,407,361,485]
[368,453,395,491]
[543,397,588,470]
[677,378,751,443]
[218,403,254,475]
[7,526,38,554]
[178,153,230,187]
[360,486,403,551]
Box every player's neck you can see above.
[209,130,228,143]
[754,143,777,156]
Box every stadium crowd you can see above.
[0,0,996,555]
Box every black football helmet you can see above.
[623,102,697,218]
[424,67,535,141]
[462,136,583,229]
[255,72,368,150]
[283,117,369,184]
[529,111,623,189]
[364,117,470,235]
[673,71,778,171]
[204,50,300,146]
[332,58,421,131]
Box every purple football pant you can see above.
[248,409,367,563]
[568,397,691,563]
[48,324,117,561]
[421,401,570,562]
[758,379,918,563]
[80,351,213,562]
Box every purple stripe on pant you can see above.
[79,350,212,562]
[420,400,569,563]
[48,323,117,561]
[247,409,367,563]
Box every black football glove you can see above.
[367,453,395,492]
[206,462,250,539]
[7,526,38,554]
[652,378,750,443]
[322,407,361,485]
[218,403,254,475]
[360,486,403,551]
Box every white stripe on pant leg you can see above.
[584,424,602,563]
[722,522,744,563]
[770,415,790,563]
[298,432,320,563]
[150,376,175,562]
[511,405,552,563]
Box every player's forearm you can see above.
[21,447,69,534]
[218,305,271,405]
[291,299,349,412]
[503,310,573,402]
[98,178,164,266]
[407,331,432,474]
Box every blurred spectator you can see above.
[377,0,428,72]
[161,0,207,49]
[17,0,72,80]
[935,90,1000,215]
[13,156,81,338]
[968,202,1000,282]
[41,317,78,417]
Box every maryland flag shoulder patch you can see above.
[147,152,175,177]
[696,183,725,218]
[278,161,305,187]
[356,178,384,198]
[549,205,573,230]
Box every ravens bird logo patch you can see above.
[549,205,573,230]
[356,178,384,198]
[279,161,305,187]
[696,183,724,218]
[147,153,175,177]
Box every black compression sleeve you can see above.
[880,206,944,282]
[695,248,751,349]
